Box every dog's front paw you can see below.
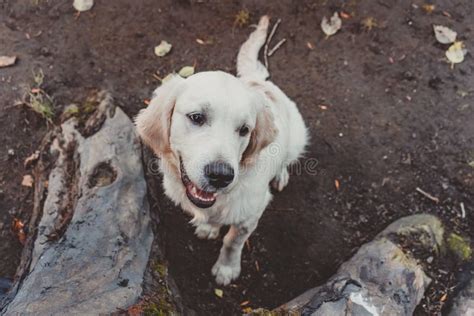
[195,223,220,240]
[212,261,241,286]
[271,168,289,192]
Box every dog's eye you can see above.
[239,125,250,137]
[187,113,206,126]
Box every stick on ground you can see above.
[416,187,440,203]
[268,38,287,56]
[264,18,282,68]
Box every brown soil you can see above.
[1,0,473,315]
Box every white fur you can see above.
[136,16,308,285]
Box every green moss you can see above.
[153,261,168,278]
[139,260,176,315]
[247,308,280,316]
[447,233,472,261]
[143,301,174,316]
[82,99,100,114]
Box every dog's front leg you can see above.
[212,221,258,285]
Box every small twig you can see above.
[268,38,287,56]
[460,202,466,218]
[264,18,282,68]
[416,187,440,203]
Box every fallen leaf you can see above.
[340,11,351,19]
[0,56,17,68]
[446,41,467,66]
[12,218,26,245]
[321,12,342,37]
[196,38,214,45]
[433,25,457,44]
[12,218,24,231]
[361,17,377,31]
[335,179,340,191]
[178,66,195,78]
[154,40,172,57]
[442,11,452,18]
[73,0,94,12]
[440,293,448,302]
[240,300,250,306]
[422,4,435,14]
[234,9,250,28]
[21,175,34,187]
[242,307,253,314]
[127,304,144,316]
[24,150,40,168]
[214,288,223,298]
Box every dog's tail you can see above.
[237,16,270,81]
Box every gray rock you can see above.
[276,214,444,316]
[3,93,153,315]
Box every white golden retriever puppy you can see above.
[136,16,308,285]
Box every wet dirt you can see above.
[0,0,473,315]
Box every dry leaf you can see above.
[442,11,452,18]
[446,41,467,65]
[154,40,172,57]
[12,218,26,245]
[433,25,457,44]
[440,293,448,302]
[214,288,223,298]
[242,307,253,313]
[0,56,17,68]
[361,17,377,31]
[73,0,94,12]
[178,66,195,78]
[24,150,40,168]
[422,4,435,14]
[255,260,260,271]
[22,174,34,187]
[321,12,342,37]
[340,11,351,19]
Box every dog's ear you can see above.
[242,82,278,164]
[135,75,184,156]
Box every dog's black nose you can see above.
[204,161,234,189]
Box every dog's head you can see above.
[136,71,277,208]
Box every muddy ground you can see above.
[0,0,473,315]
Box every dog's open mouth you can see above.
[180,158,217,208]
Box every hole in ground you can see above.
[88,162,117,188]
